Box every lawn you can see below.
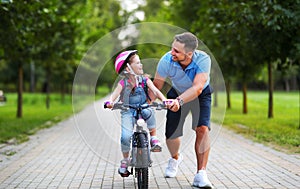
[0,87,109,144]
[213,91,300,153]
[0,90,299,154]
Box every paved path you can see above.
[0,98,299,188]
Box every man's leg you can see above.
[165,137,183,177]
[195,126,210,170]
[165,108,186,178]
[193,125,212,188]
[164,87,188,177]
[192,86,213,187]
[166,137,181,159]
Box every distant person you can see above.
[104,50,168,177]
[0,90,6,103]
[152,32,213,188]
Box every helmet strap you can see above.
[126,63,136,75]
[126,63,140,86]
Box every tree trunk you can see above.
[242,83,247,114]
[284,78,290,92]
[61,80,65,104]
[30,61,35,93]
[213,89,218,107]
[45,69,51,109]
[291,75,298,91]
[17,63,23,118]
[268,62,274,118]
[225,80,231,109]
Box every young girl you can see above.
[104,50,167,177]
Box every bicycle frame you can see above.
[105,102,166,189]
[130,104,152,169]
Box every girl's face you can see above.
[128,55,143,75]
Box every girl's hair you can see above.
[127,53,137,64]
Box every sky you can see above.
[119,0,145,20]
[119,0,145,12]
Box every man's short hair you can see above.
[174,32,198,52]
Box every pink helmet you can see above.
[114,50,137,74]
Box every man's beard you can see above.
[173,55,187,63]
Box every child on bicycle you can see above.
[104,50,168,177]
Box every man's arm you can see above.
[153,72,165,90]
[170,72,208,112]
[146,79,167,102]
[148,72,165,101]
[179,72,208,103]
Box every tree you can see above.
[168,0,299,117]
[244,0,300,117]
[0,0,85,115]
[77,0,123,93]
[33,0,85,109]
[0,1,44,117]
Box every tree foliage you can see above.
[0,0,123,117]
[0,0,298,119]
[164,0,300,117]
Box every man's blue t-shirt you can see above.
[157,50,211,94]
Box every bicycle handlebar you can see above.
[104,101,166,111]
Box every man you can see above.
[152,32,213,188]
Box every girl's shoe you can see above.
[118,159,131,177]
[150,137,162,152]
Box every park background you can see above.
[0,0,299,155]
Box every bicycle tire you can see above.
[136,167,148,189]
[135,132,149,168]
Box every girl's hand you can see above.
[163,99,180,112]
[104,101,113,109]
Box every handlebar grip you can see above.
[104,101,112,109]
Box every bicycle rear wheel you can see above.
[136,167,148,189]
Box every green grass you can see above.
[0,93,66,143]
[213,91,300,153]
[0,86,109,144]
[1,89,299,154]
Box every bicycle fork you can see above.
[131,131,152,168]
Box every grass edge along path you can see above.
[214,91,299,154]
[0,90,299,154]
[0,89,108,145]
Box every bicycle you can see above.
[104,101,166,189]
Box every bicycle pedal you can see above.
[119,170,131,177]
[151,145,162,152]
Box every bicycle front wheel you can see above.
[136,168,148,189]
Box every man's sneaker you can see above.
[165,154,183,178]
[193,170,213,188]
[150,137,162,152]
[118,159,130,177]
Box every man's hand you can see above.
[163,99,180,112]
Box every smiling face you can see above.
[171,40,186,62]
[171,40,193,68]
[127,54,143,75]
